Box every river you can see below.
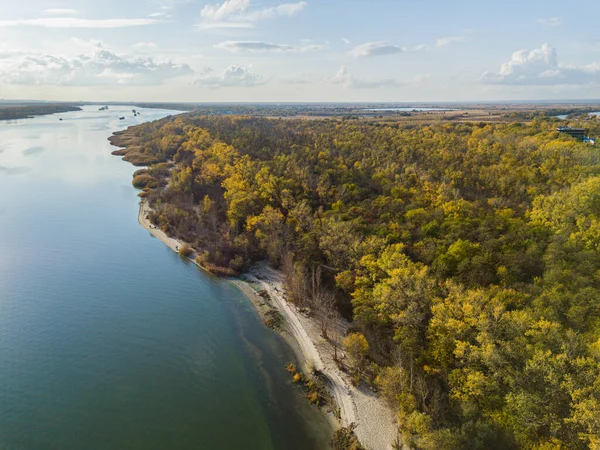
[0,106,331,449]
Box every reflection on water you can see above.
[0,106,331,450]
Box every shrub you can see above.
[133,168,148,177]
[148,164,171,179]
[203,262,238,277]
[263,309,283,329]
[178,245,194,257]
[307,359,317,375]
[229,255,245,271]
[132,173,158,189]
[122,148,165,166]
[344,333,369,364]
[375,366,406,409]
[196,251,209,266]
[308,391,320,405]
[331,424,364,450]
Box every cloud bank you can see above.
[481,44,600,85]
[0,45,192,86]
[193,65,265,88]
[348,42,405,58]
[0,18,160,28]
[214,40,321,52]
[333,66,401,89]
[198,0,307,29]
[348,41,428,58]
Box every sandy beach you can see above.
[138,199,399,450]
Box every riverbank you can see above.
[0,104,81,121]
[137,199,399,450]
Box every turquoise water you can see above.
[0,106,331,449]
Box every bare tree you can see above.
[282,252,310,307]
[311,265,340,341]
[315,287,337,340]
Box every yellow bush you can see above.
[178,245,193,257]
[344,332,369,363]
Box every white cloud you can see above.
[198,0,307,29]
[148,12,172,18]
[198,21,254,29]
[242,2,307,21]
[349,42,404,58]
[332,66,401,89]
[201,0,250,21]
[481,43,600,85]
[436,36,468,47]
[43,9,79,16]
[193,65,265,88]
[537,17,561,27]
[279,75,315,85]
[0,45,192,86]
[214,40,322,52]
[341,38,351,45]
[133,42,158,49]
[70,37,105,49]
[0,18,160,28]
[348,41,425,58]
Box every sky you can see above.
[0,0,599,102]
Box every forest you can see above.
[112,113,600,449]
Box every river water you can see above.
[0,106,331,449]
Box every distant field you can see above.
[0,104,82,121]
[117,102,600,124]
[1,101,599,124]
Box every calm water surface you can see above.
[0,106,331,449]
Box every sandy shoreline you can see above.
[137,199,399,450]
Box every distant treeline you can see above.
[134,103,371,117]
[128,103,447,118]
[0,104,82,121]
[113,114,600,449]
[504,107,600,120]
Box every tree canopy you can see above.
[115,114,600,449]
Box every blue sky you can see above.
[0,0,599,102]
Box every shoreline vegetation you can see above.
[137,199,398,449]
[114,119,401,449]
[111,110,600,450]
[0,104,81,121]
